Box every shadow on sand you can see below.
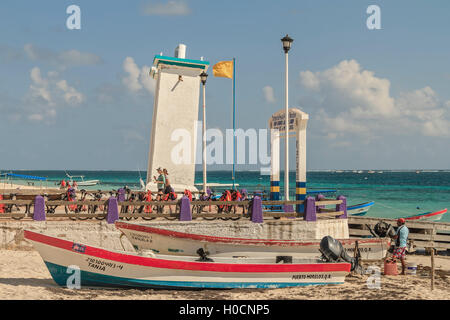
[0,277,56,288]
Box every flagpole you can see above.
[232,57,236,190]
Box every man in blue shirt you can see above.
[392,218,409,275]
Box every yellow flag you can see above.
[213,60,234,79]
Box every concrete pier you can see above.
[0,219,349,251]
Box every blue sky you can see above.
[0,0,449,170]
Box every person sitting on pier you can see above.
[392,218,409,275]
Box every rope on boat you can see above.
[119,232,127,252]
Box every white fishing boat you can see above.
[65,172,99,187]
[403,208,447,222]
[24,230,351,289]
[115,221,390,261]
[347,201,375,216]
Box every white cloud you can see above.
[56,80,84,105]
[26,67,84,121]
[139,66,155,94]
[24,44,102,69]
[262,86,275,103]
[122,57,155,95]
[58,49,102,67]
[300,60,450,139]
[142,0,191,16]
[29,67,52,105]
[299,70,320,91]
[122,57,142,92]
[445,100,450,109]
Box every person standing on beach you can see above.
[392,218,409,275]
[163,169,172,194]
[153,168,165,199]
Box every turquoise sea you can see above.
[1,170,449,222]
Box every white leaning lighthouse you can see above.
[146,44,210,192]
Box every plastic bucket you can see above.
[383,260,398,275]
[406,263,417,275]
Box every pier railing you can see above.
[348,216,450,251]
[0,189,346,222]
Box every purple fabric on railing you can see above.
[207,188,211,196]
[179,196,192,221]
[118,188,126,202]
[336,195,347,219]
[33,195,46,221]
[106,197,119,224]
[316,194,326,212]
[251,196,263,223]
[283,204,294,213]
[304,196,317,221]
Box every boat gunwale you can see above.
[404,208,447,221]
[24,230,351,273]
[347,201,375,210]
[115,221,387,247]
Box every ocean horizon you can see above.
[1,169,449,223]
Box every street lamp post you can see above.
[281,34,293,201]
[200,71,208,193]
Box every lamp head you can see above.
[281,34,294,53]
[200,71,208,85]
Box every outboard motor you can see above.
[319,236,362,273]
[373,221,396,238]
[371,221,397,253]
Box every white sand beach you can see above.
[1,183,449,300]
[0,249,448,300]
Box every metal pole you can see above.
[431,247,435,290]
[284,51,289,201]
[202,82,207,193]
[232,57,236,190]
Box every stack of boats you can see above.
[24,221,390,290]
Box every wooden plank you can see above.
[119,213,178,218]
[263,212,300,218]
[350,229,450,242]
[317,211,344,217]
[262,200,305,205]
[119,201,179,206]
[193,213,247,218]
[50,214,106,218]
[191,201,251,206]
[0,214,28,218]
[407,233,450,242]
[316,200,343,206]
[349,229,373,236]
[409,240,450,250]
[348,217,450,231]
[0,189,61,194]
[0,200,34,205]
[32,200,106,206]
